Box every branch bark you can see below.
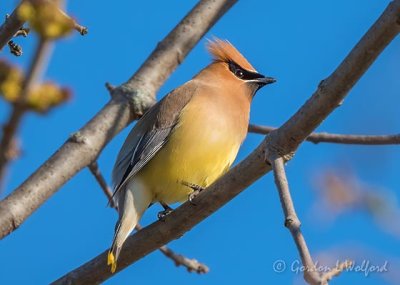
[52,1,400,284]
[249,124,400,145]
[0,4,25,50]
[0,0,237,239]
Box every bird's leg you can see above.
[182,181,205,205]
[157,202,173,221]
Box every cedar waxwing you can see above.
[108,38,276,272]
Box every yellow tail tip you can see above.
[107,251,117,273]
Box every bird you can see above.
[107,38,276,273]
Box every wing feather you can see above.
[111,81,197,200]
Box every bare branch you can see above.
[0,6,25,50]
[88,162,209,274]
[249,124,400,145]
[0,0,237,239]
[87,162,115,208]
[267,155,319,284]
[267,154,351,284]
[158,245,209,274]
[51,2,400,283]
[321,260,353,284]
[0,38,53,190]
[57,6,88,36]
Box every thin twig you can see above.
[268,155,320,284]
[88,162,115,208]
[267,155,351,284]
[50,2,400,283]
[158,245,209,274]
[249,124,400,145]
[0,38,53,191]
[57,7,88,35]
[321,260,353,284]
[87,162,209,274]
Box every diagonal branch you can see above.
[51,1,400,283]
[87,162,209,274]
[249,124,400,145]
[0,0,237,239]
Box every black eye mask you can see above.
[228,61,265,80]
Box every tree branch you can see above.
[0,0,237,239]
[0,38,53,191]
[51,1,400,283]
[88,162,209,274]
[321,260,353,284]
[0,4,25,50]
[249,124,400,145]
[157,245,209,274]
[267,155,351,284]
[87,162,115,208]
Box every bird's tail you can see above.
[108,182,152,273]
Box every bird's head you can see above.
[200,38,276,98]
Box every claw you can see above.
[157,208,173,221]
[158,202,173,221]
[188,190,201,205]
[182,181,205,205]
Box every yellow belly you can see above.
[136,96,246,204]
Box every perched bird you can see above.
[108,38,276,272]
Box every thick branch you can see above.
[88,162,209,273]
[0,0,237,239]
[52,2,400,283]
[263,1,400,156]
[249,124,400,145]
[0,4,25,50]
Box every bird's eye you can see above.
[235,69,244,79]
[228,62,246,79]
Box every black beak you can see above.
[255,76,276,87]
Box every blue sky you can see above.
[1,0,399,284]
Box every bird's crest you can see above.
[207,38,256,72]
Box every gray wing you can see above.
[111,81,197,199]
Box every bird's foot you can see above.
[157,202,173,221]
[182,181,205,205]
